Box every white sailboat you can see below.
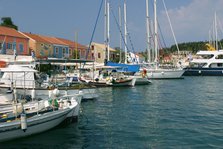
[102,0,137,86]
[145,0,185,79]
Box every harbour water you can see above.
[1,76,223,148]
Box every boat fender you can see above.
[53,88,60,97]
[161,72,164,75]
[142,69,147,78]
[49,90,53,98]
[65,90,68,96]
[59,100,64,108]
[20,113,27,132]
[79,90,83,95]
[14,88,17,100]
[63,100,68,107]
[44,100,50,108]
[31,89,36,99]
[1,114,7,118]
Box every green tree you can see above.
[1,17,18,30]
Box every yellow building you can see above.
[90,42,117,64]
[22,32,53,58]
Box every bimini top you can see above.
[106,61,140,73]
[0,65,37,72]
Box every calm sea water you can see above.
[1,76,223,149]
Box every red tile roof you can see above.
[56,37,87,50]
[0,26,28,39]
[23,32,69,46]
[40,36,68,46]
[23,32,50,43]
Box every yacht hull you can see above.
[0,108,71,142]
[183,67,223,76]
[147,69,185,79]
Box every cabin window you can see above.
[202,54,214,59]
[217,63,223,67]
[7,43,12,49]
[19,43,24,52]
[216,54,223,59]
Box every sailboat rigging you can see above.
[144,0,185,79]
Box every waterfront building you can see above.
[90,42,117,64]
[0,26,29,55]
[22,32,53,59]
[56,38,88,59]
[38,35,69,59]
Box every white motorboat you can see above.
[0,96,77,142]
[0,88,82,122]
[0,65,98,100]
[184,50,223,76]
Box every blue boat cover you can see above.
[106,61,140,73]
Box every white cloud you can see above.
[158,0,223,46]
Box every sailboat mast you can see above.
[215,12,218,51]
[119,5,122,63]
[154,0,158,66]
[107,1,110,61]
[146,0,151,63]
[104,0,107,62]
[104,0,110,62]
[124,0,127,64]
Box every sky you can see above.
[1,0,223,52]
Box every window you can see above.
[63,48,66,55]
[81,51,85,59]
[0,43,2,49]
[112,54,115,59]
[41,43,44,47]
[7,43,12,49]
[19,43,24,52]
[55,47,59,54]
[44,44,48,50]
[13,43,16,50]
[98,53,101,58]
[69,48,72,55]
